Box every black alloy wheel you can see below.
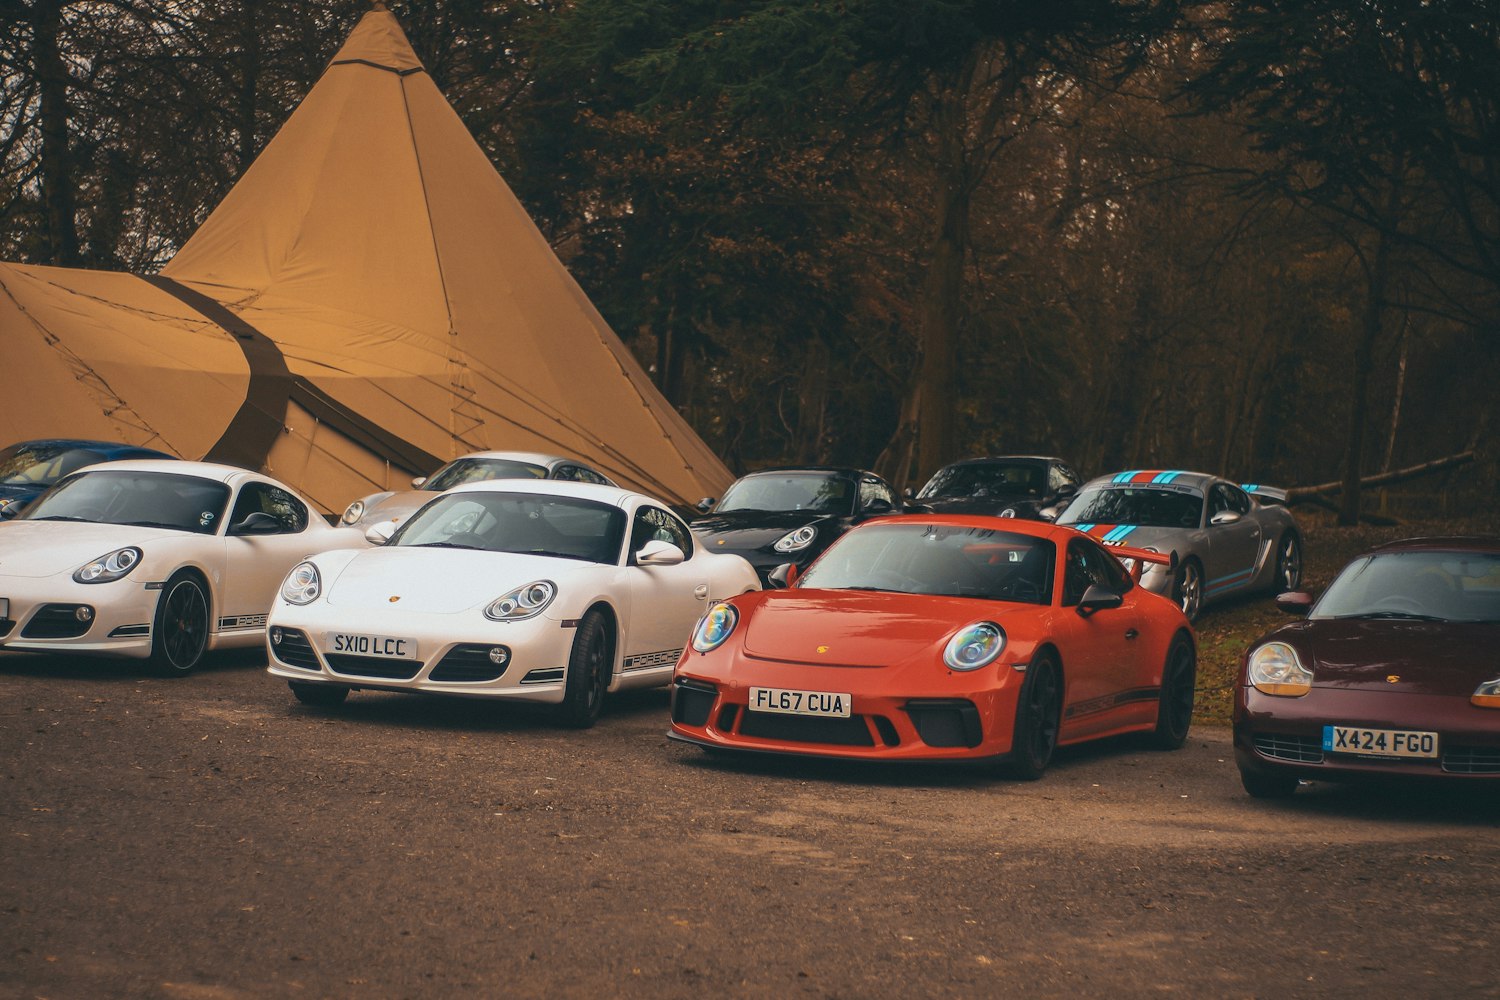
[1149,634,1196,750]
[556,609,612,729]
[1276,533,1303,592]
[150,573,209,675]
[1004,652,1062,780]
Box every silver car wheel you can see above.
[1277,534,1302,591]
[1176,560,1203,621]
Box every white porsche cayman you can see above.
[0,460,359,674]
[266,480,760,727]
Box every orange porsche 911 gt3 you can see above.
[669,516,1196,778]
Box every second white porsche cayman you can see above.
[266,481,759,726]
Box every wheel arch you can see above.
[582,599,622,685]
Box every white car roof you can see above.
[68,459,259,484]
[443,478,650,508]
[445,450,575,468]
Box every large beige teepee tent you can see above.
[0,5,731,512]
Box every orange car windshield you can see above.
[798,523,1055,605]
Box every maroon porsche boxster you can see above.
[1234,536,1500,798]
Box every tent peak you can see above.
[329,5,424,75]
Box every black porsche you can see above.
[911,455,1082,520]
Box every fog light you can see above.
[75,606,94,622]
[488,646,509,666]
[270,627,283,645]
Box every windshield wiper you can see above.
[520,549,592,561]
[413,541,483,550]
[1337,611,1448,622]
[843,585,900,593]
[33,515,94,522]
[119,520,188,531]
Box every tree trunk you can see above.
[34,0,81,265]
[916,91,972,483]
[1339,177,1403,525]
[237,1,261,172]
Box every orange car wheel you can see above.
[1149,634,1196,750]
[1004,652,1061,781]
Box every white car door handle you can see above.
[694,585,709,600]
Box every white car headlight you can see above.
[340,500,365,525]
[773,525,818,553]
[692,602,739,653]
[1473,678,1500,709]
[73,546,142,584]
[944,621,1006,671]
[485,580,556,621]
[1247,641,1312,696]
[281,562,322,605]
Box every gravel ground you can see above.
[3,650,1498,999]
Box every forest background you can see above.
[3,0,1497,522]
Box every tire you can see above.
[1240,767,1299,799]
[289,681,349,707]
[1149,634,1196,750]
[149,572,210,675]
[1275,532,1303,592]
[555,609,612,729]
[1003,652,1062,780]
[1174,558,1204,622]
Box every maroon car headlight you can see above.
[1247,641,1312,696]
[944,622,1006,671]
[692,602,739,653]
[1473,679,1500,709]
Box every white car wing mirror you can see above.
[365,520,399,545]
[635,539,686,566]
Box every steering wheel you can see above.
[862,569,914,591]
[444,532,489,549]
[1369,596,1428,615]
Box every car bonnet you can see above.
[1301,618,1500,696]
[322,546,600,614]
[0,520,185,578]
[740,589,1043,668]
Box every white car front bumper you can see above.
[0,574,159,658]
[265,604,579,703]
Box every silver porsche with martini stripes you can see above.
[1055,469,1303,620]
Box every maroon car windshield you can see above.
[1314,549,1500,623]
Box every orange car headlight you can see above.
[944,622,1005,671]
[1247,641,1312,696]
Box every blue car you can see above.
[0,439,176,519]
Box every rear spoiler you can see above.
[1240,483,1288,505]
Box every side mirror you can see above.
[1209,510,1243,526]
[635,539,686,567]
[902,487,916,501]
[0,502,23,521]
[1038,506,1060,523]
[228,511,283,536]
[1275,591,1314,615]
[1056,483,1078,499]
[767,562,800,589]
[364,520,398,545]
[696,497,716,514]
[1076,583,1124,617]
[861,497,894,516]
[410,476,428,489]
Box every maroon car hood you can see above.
[742,589,1044,667]
[1303,619,1500,695]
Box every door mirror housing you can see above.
[1275,591,1315,615]
[410,476,428,489]
[635,539,686,567]
[1076,583,1124,617]
[364,520,399,545]
[1209,510,1243,526]
[767,562,800,589]
[695,497,716,514]
[228,511,283,536]
[861,496,895,517]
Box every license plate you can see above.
[325,632,414,659]
[1322,725,1438,759]
[748,686,851,718]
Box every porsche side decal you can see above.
[624,648,683,672]
[1064,687,1160,719]
[218,614,268,631]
